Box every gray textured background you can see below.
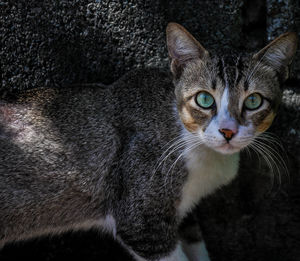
[2,0,299,92]
[1,0,300,260]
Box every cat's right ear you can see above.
[166,23,209,79]
[252,32,298,82]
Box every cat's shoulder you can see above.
[0,83,108,107]
[0,68,172,111]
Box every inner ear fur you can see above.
[253,32,298,81]
[166,22,209,79]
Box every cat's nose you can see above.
[219,128,236,141]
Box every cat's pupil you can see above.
[196,92,214,108]
[244,93,262,110]
[249,97,255,104]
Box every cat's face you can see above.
[167,23,298,155]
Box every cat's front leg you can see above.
[117,238,188,261]
[179,212,211,261]
[180,241,210,261]
[115,205,185,261]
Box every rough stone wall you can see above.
[2,0,299,91]
[2,0,299,92]
[1,1,300,261]
[1,0,244,92]
[267,0,300,77]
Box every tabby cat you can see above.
[0,23,298,261]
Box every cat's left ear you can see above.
[166,22,209,79]
[253,32,298,82]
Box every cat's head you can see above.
[166,22,298,155]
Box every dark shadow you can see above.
[0,230,133,261]
[285,78,300,94]
[241,0,267,51]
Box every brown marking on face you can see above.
[256,111,276,133]
[179,104,212,132]
[179,105,199,132]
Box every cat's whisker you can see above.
[162,139,204,192]
[260,144,282,191]
[160,136,197,162]
[250,139,284,190]
[257,132,286,152]
[243,130,289,189]
[160,135,185,151]
[247,141,262,169]
[257,142,288,177]
[152,135,199,181]
[254,133,289,179]
[261,131,283,140]
[241,145,252,160]
[248,142,276,190]
[152,141,185,179]
[253,138,289,184]
[155,135,191,164]
[251,140,277,168]
[161,140,192,191]
[164,138,200,173]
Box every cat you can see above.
[0,22,298,261]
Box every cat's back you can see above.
[0,68,177,195]
[0,68,182,240]
[0,83,115,155]
[0,83,121,201]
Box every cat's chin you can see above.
[213,143,241,155]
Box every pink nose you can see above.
[219,128,236,141]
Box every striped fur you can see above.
[167,22,298,154]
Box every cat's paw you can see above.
[181,241,211,261]
[177,244,190,261]
[157,244,189,261]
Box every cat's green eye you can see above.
[244,93,263,110]
[196,91,215,109]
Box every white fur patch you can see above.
[205,87,238,143]
[160,244,186,261]
[117,236,147,261]
[117,240,185,261]
[181,241,211,261]
[178,130,239,217]
[218,87,230,120]
[5,216,117,245]
[98,215,117,238]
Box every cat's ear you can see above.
[166,22,209,79]
[252,32,298,81]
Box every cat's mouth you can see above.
[214,142,242,154]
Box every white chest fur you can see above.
[178,145,240,217]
